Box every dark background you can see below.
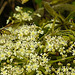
[0,0,75,28]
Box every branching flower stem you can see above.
[48,55,75,64]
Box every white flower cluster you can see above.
[26,53,51,74]
[13,12,32,22]
[6,6,32,24]
[45,35,75,57]
[45,35,67,55]
[0,23,75,74]
[1,65,24,75]
[70,42,75,56]
[0,24,50,75]
[55,66,75,75]
[0,24,44,60]
[1,6,75,75]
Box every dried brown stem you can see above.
[32,0,37,10]
[0,0,4,7]
[0,1,7,15]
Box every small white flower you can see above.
[1,70,7,75]
[46,43,53,51]
[0,39,5,44]
[6,19,10,24]
[44,24,53,28]
[42,57,48,63]
[45,65,51,72]
[26,63,32,72]
[6,51,12,57]
[34,13,41,17]
[31,31,37,36]
[24,29,29,35]
[36,14,41,17]
[36,70,43,75]
[32,63,39,70]
[38,30,44,34]
[0,53,6,60]
[15,6,22,12]
[72,49,75,56]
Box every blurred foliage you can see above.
[0,0,75,30]
[72,1,75,5]
[21,0,29,4]
[35,0,42,8]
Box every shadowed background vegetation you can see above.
[0,0,75,28]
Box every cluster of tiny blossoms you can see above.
[6,6,32,24]
[0,24,75,75]
[45,35,75,57]
[55,66,75,75]
[0,24,48,75]
[0,6,75,75]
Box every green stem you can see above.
[52,15,57,33]
[65,11,75,21]
[39,29,51,41]
[16,52,28,63]
[48,55,75,64]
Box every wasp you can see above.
[0,29,11,35]
[0,22,13,35]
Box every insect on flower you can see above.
[0,29,11,35]
[0,22,13,35]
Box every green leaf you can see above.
[22,7,34,12]
[31,7,44,24]
[65,11,75,21]
[63,36,70,41]
[27,71,36,75]
[53,4,75,18]
[69,34,75,41]
[43,1,65,22]
[43,1,58,17]
[35,0,42,4]
[38,66,45,74]
[50,0,73,5]
[35,0,42,8]
[72,1,75,5]
[56,56,62,60]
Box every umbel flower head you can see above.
[0,6,75,75]
[6,6,33,24]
